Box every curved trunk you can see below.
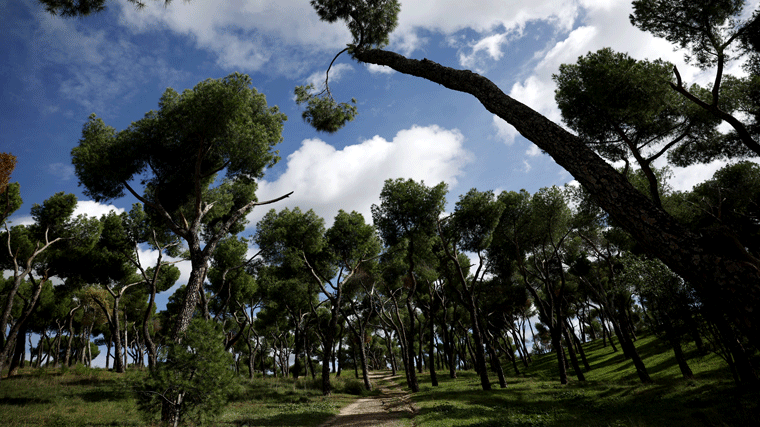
[354,48,760,358]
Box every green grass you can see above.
[1,334,757,426]
[407,334,760,426]
[0,365,360,426]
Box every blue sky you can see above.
[3,0,757,365]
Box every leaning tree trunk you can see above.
[353,48,760,364]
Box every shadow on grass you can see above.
[0,396,53,405]
[233,411,334,426]
[413,375,759,427]
[79,388,130,403]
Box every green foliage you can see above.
[72,72,285,220]
[256,207,330,274]
[674,161,760,256]
[326,209,381,269]
[554,48,718,166]
[294,84,358,133]
[372,178,448,248]
[310,0,400,49]
[38,0,171,17]
[449,189,504,253]
[134,317,240,425]
[630,0,748,68]
[30,192,78,237]
[0,183,22,226]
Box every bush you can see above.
[134,318,242,425]
[335,377,365,395]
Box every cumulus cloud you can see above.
[248,125,472,228]
[117,0,349,75]
[366,63,395,75]
[492,116,519,145]
[305,63,354,92]
[73,200,125,219]
[525,145,542,157]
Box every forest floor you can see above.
[320,371,416,427]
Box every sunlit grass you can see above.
[408,333,758,427]
[0,366,359,426]
[1,333,757,426]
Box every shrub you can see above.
[134,318,241,425]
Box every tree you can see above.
[438,188,505,390]
[0,192,81,377]
[255,208,381,394]
[630,0,760,159]
[0,153,17,204]
[372,178,446,392]
[554,47,718,208]
[71,73,291,342]
[135,317,239,427]
[37,0,172,17]
[621,254,695,380]
[306,0,760,363]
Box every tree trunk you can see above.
[143,281,159,371]
[357,329,372,391]
[428,311,438,386]
[405,296,420,392]
[8,324,27,377]
[321,306,339,395]
[170,257,209,342]
[551,324,568,385]
[0,276,46,379]
[611,317,651,383]
[662,315,694,380]
[486,341,507,388]
[563,326,585,382]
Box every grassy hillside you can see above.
[409,333,759,426]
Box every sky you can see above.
[2,0,758,365]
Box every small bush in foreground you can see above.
[134,318,242,425]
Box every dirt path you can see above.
[320,371,416,427]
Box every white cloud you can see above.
[526,145,542,157]
[366,63,395,75]
[48,163,75,181]
[305,63,354,92]
[396,0,579,39]
[73,200,125,219]
[248,125,472,228]
[459,32,512,71]
[117,0,350,75]
[20,2,192,116]
[492,116,519,145]
[6,215,34,226]
[668,160,731,193]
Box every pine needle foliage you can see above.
[134,318,241,425]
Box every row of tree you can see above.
[2,155,758,390]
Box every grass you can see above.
[0,365,361,426]
[1,333,757,426]
[407,333,760,426]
